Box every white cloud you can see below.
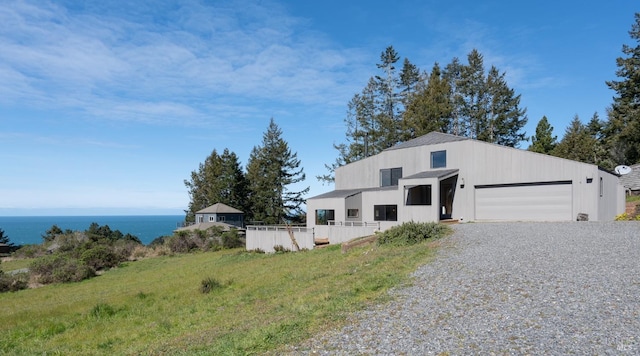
[0,0,366,127]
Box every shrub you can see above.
[377,221,451,246]
[200,277,223,294]
[13,244,46,258]
[166,234,199,253]
[81,246,119,271]
[273,245,290,253]
[222,229,243,249]
[30,255,94,284]
[90,303,118,319]
[0,272,28,293]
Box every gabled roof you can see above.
[384,132,468,151]
[619,164,640,190]
[196,203,243,214]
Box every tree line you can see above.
[321,12,640,181]
[317,46,528,183]
[184,118,308,225]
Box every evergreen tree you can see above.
[443,57,465,135]
[246,118,309,224]
[452,50,527,146]
[403,63,453,138]
[586,112,614,168]
[0,228,11,246]
[184,148,248,222]
[374,46,402,150]
[605,12,640,165]
[552,115,598,163]
[458,49,488,139]
[483,66,528,146]
[528,116,557,154]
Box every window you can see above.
[431,150,446,168]
[380,167,402,187]
[315,209,335,225]
[406,185,432,205]
[347,209,359,218]
[374,205,397,221]
[209,216,215,222]
[600,177,603,197]
[217,216,226,222]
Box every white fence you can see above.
[245,225,314,253]
[317,221,380,245]
[246,222,381,253]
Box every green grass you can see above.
[626,195,640,203]
[1,258,32,272]
[0,239,442,355]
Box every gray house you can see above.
[177,203,245,233]
[307,132,625,234]
[194,203,244,228]
[246,132,625,252]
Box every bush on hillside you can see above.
[13,244,46,258]
[0,271,28,292]
[222,229,243,249]
[30,254,95,284]
[377,221,451,246]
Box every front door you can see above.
[439,176,457,220]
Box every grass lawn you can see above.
[0,239,442,355]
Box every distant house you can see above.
[176,203,245,233]
[619,163,640,195]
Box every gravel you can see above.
[287,222,640,355]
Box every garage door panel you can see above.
[475,183,572,221]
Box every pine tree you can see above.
[528,116,557,154]
[403,63,453,138]
[552,115,598,163]
[605,12,640,165]
[458,49,488,139]
[374,46,402,150]
[0,228,11,246]
[246,119,309,224]
[184,148,248,222]
[483,66,528,146]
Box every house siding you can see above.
[319,134,622,227]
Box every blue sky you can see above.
[0,0,637,216]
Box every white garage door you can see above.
[475,182,573,221]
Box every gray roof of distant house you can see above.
[384,132,469,151]
[619,164,640,190]
[196,203,243,214]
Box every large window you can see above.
[431,150,446,168]
[374,205,397,221]
[406,185,432,205]
[315,209,335,225]
[380,167,402,187]
[347,209,359,218]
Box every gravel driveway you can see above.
[290,222,640,355]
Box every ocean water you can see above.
[0,215,185,246]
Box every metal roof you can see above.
[309,186,397,200]
[196,203,243,214]
[384,132,468,151]
[402,169,459,180]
